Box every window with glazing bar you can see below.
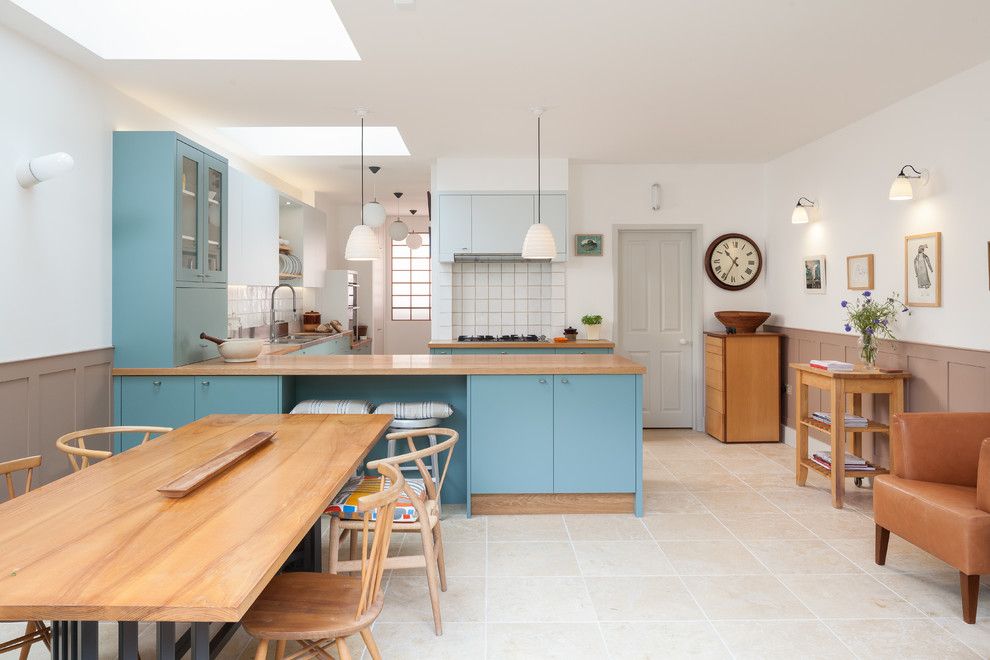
[391,232,431,320]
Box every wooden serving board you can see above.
[158,431,276,498]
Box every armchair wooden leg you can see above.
[274,639,286,660]
[433,522,448,592]
[419,523,444,635]
[875,524,890,565]
[253,639,270,660]
[336,636,353,660]
[328,515,341,574]
[360,628,382,660]
[961,572,980,624]
[18,621,34,660]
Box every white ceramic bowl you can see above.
[217,338,264,363]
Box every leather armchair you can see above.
[874,412,990,623]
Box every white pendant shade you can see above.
[889,175,914,201]
[344,223,380,261]
[791,204,810,224]
[389,219,410,241]
[522,222,556,260]
[405,232,423,249]
[362,201,387,227]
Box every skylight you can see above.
[218,127,411,157]
[9,0,360,60]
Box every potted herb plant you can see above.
[841,291,909,368]
[581,314,603,341]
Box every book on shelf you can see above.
[809,359,855,372]
[810,411,869,427]
[811,451,875,471]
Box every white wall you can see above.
[567,164,768,339]
[764,59,990,352]
[0,25,302,363]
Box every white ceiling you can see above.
[4,0,990,211]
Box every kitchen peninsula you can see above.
[113,352,646,515]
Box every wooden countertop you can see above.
[0,413,391,621]
[428,340,615,349]
[790,363,910,379]
[113,353,646,376]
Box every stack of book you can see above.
[809,360,855,372]
[811,411,869,428]
[811,451,875,472]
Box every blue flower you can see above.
[844,324,852,332]
[881,319,888,326]
[866,327,874,335]
[902,307,909,313]
[863,291,872,298]
[840,300,848,308]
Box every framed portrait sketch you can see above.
[846,254,874,290]
[905,232,941,307]
[804,255,826,294]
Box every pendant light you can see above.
[406,231,423,250]
[389,192,410,241]
[363,165,387,226]
[522,107,557,260]
[345,109,381,261]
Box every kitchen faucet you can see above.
[270,284,297,343]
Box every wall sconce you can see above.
[791,197,815,224]
[16,152,74,188]
[889,164,928,201]
[650,183,661,211]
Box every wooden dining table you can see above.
[0,413,392,659]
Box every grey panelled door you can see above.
[618,230,694,427]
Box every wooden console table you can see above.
[791,363,909,509]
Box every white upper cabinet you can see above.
[228,169,279,286]
[435,192,567,262]
[471,195,534,255]
[436,194,472,261]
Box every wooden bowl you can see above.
[714,311,771,334]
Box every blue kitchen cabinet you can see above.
[468,375,554,494]
[430,348,452,355]
[452,348,548,355]
[112,131,228,368]
[554,348,612,354]
[117,376,195,450]
[552,375,637,492]
[294,342,332,357]
[195,376,282,416]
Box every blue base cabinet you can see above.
[468,373,642,513]
[430,347,613,355]
[114,376,284,451]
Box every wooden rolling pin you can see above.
[199,332,226,346]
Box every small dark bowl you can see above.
[714,311,771,334]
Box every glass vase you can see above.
[858,334,878,369]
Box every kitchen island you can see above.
[113,353,646,515]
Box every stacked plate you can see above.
[279,253,303,277]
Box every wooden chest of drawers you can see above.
[704,332,782,443]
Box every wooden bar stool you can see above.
[0,455,51,659]
[242,462,405,660]
[374,401,454,485]
[328,428,459,636]
[56,426,172,471]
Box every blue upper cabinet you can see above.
[113,132,229,368]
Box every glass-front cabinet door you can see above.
[176,143,202,282]
[204,155,227,283]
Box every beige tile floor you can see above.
[4,428,989,658]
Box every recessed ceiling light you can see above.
[9,0,360,60]
[218,127,411,156]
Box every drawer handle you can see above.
[538,378,547,384]
[561,377,570,384]
[152,380,162,387]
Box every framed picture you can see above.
[905,232,941,307]
[846,253,874,290]
[804,255,826,294]
[574,233,603,256]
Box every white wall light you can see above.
[651,183,661,211]
[791,197,816,224]
[16,152,74,188]
[889,165,928,201]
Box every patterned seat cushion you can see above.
[374,401,453,420]
[290,399,373,415]
[326,475,425,522]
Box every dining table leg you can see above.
[118,621,139,660]
[79,621,99,660]
[157,622,176,660]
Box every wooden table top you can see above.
[790,363,910,379]
[112,353,646,376]
[0,414,391,622]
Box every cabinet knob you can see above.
[201,380,210,386]
[152,380,162,387]
[538,378,547,384]
[500,351,508,354]
[561,377,570,384]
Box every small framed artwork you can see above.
[846,253,874,290]
[905,232,941,307]
[804,255,826,294]
[574,233,603,256]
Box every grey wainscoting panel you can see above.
[0,348,113,486]
[768,326,990,465]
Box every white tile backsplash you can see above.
[451,262,564,337]
[227,284,304,337]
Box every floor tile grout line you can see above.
[561,514,612,658]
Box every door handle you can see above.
[679,339,690,345]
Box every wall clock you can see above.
[705,233,763,290]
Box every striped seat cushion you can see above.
[374,401,453,420]
[290,399,373,415]
[326,475,425,522]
